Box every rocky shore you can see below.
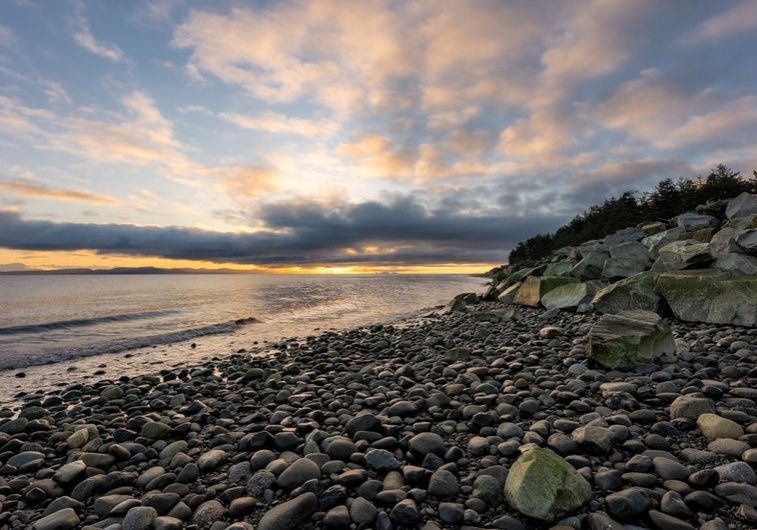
[1,299,756,530]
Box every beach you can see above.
[1,298,755,529]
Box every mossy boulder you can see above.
[543,260,576,276]
[591,272,659,314]
[541,282,598,311]
[587,310,676,369]
[505,264,547,287]
[652,240,713,271]
[514,276,579,307]
[503,446,591,521]
[713,254,757,276]
[570,252,608,280]
[655,270,757,326]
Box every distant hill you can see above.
[0,266,251,275]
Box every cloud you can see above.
[0,179,120,204]
[0,23,14,46]
[682,2,757,44]
[220,111,339,137]
[0,197,565,265]
[73,13,126,62]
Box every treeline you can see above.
[509,164,757,264]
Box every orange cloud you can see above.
[0,180,120,205]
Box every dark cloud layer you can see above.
[0,198,565,265]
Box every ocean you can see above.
[0,274,484,403]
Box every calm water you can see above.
[0,274,484,373]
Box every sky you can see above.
[1,0,757,273]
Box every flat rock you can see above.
[587,310,675,369]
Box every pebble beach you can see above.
[1,300,756,530]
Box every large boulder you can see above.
[736,229,757,255]
[543,260,576,276]
[541,282,598,311]
[726,192,757,219]
[591,272,659,314]
[610,241,651,263]
[514,276,578,307]
[725,213,757,231]
[604,227,645,246]
[570,252,608,280]
[713,254,757,276]
[497,282,522,304]
[503,447,591,521]
[710,227,743,258]
[504,264,547,287]
[655,270,757,327]
[652,240,713,271]
[587,310,676,369]
[602,257,648,280]
[642,227,685,258]
[676,212,718,232]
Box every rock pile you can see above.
[486,191,757,328]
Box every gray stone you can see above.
[670,395,716,419]
[123,507,158,530]
[541,282,596,311]
[258,493,317,530]
[726,192,757,219]
[587,310,676,369]
[428,469,459,497]
[349,497,378,524]
[714,462,757,484]
[654,240,713,271]
[192,500,225,527]
[592,272,659,314]
[736,229,757,255]
[713,253,757,275]
[676,212,718,231]
[655,270,757,326]
[277,458,321,489]
[31,508,80,530]
[497,282,522,304]
[364,449,401,471]
[570,253,608,280]
[408,432,445,456]
[198,449,227,472]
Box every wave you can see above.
[0,316,260,371]
[0,310,180,336]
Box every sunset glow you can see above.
[2,1,757,272]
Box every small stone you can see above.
[696,413,745,440]
[30,508,80,530]
[408,432,445,456]
[277,458,321,489]
[192,500,225,527]
[670,396,716,419]
[428,469,459,497]
[365,449,401,471]
[123,506,158,530]
[258,493,317,530]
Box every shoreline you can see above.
[0,301,450,407]
[0,299,755,529]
